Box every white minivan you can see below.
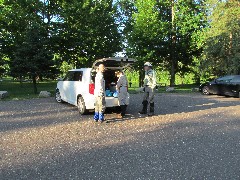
[55,57,135,114]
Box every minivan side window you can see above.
[63,72,74,81]
[73,71,83,81]
[63,71,83,81]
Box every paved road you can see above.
[0,93,240,179]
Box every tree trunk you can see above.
[170,58,176,87]
[170,0,176,87]
[228,32,233,74]
[138,70,143,87]
[19,75,23,87]
[32,74,38,94]
[39,74,43,81]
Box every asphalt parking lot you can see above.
[0,93,240,179]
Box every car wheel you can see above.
[239,91,240,98]
[77,96,87,115]
[202,86,210,95]
[55,90,62,103]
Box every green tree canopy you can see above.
[54,0,121,67]
[202,0,240,76]
[122,0,206,86]
[0,0,122,92]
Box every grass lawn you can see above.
[0,78,57,100]
[129,84,199,94]
[0,77,200,100]
[158,84,199,93]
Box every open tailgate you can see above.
[92,57,136,70]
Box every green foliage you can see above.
[0,0,122,92]
[202,0,240,76]
[1,0,240,88]
[59,61,74,77]
[55,0,121,66]
[124,69,198,87]
[0,59,10,77]
[10,23,54,76]
[122,0,207,85]
[0,0,57,93]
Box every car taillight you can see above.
[89,83,95,95]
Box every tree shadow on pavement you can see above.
[0,98,82,133]
[0,93,239,132]
[1,108,239,179]
[128,93,240,116]
[105,114,140,123]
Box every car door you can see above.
[207,79,219,94]
[61,71,75,102]
[227,76,240,97]
[69,71,84,104]
[218,80,231,96]
[215,76,235,95]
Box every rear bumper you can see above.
[84,95,119,110]
[105,97,119,107]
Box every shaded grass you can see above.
[0,78,57,100]
[158,84,199,93]
[129,84,199,94]
[0,77,200,101]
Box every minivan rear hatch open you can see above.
[92,57,136,70]
[91,57,136,106]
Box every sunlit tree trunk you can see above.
[139,70,143,87]
[228,32,234,74]
[170,0,176,87]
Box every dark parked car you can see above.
[199,75,240,98]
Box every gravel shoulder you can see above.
[0,93,240,179]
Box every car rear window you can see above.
[216,76,235,83]
[230,76,240,83]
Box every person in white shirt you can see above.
[94,64,106,122]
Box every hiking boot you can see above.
[148,102,154,116]
[94,112,99,122]
[139,100,148,114]
[99,113,104,123]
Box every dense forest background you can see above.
[0,0,240,87]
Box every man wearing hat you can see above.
[139,62,156,116]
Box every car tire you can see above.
[77,96,88,115]
[55,89,63,103]
[202,86,210,95]
[239,91,240,98]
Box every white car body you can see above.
[56,57,135,114]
